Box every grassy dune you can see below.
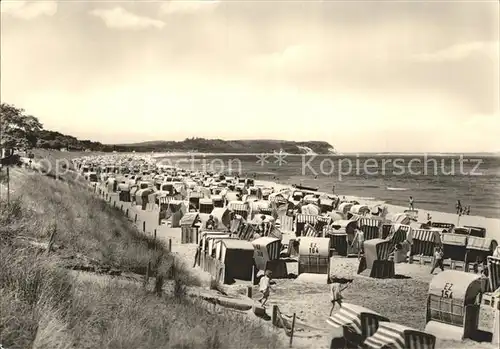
[0,164,281,349]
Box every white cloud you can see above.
[90,7,165,30]
[160,0,220,15]
[412,41,499,62]
[0,0,57,19]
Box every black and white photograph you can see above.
[1,1,499,348]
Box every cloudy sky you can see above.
[1,0,498,152]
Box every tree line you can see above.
[1,103,334,154]
[1,103,107,152]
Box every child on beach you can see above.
[205,215,216,230]
[328,276,351,316]
[258,270,273,307]
[409,196,414,210]
[352,229,365,259]
[430,246,444,274]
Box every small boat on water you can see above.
[293,184,319,191]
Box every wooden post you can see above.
[155,273,164,297]
[271,305,278,326]
[6,166,10,206]
[144,261,151,289]
[143,221,146,232]
[168,239,172,253]
[46,224,57,255]
[126,208,129,217]
[154,229,157,250]
[289,313,296,347]
[135,214,137,222]
[246,285,252,298]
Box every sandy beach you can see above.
[92,170,498,349]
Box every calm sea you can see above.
[156,154,500,219]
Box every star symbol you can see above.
[273,150,288,166]
[256,153,270,166]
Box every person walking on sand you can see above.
[258,270,273,307]
[456,200,462,215]
[430,246,445,274]
[328,276,351,316]
[409,196,414,211]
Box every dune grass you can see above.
[0,165,282,349]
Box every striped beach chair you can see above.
[358,238,394,277]
[260,222,274,237]
[314,215,331,233]
[228,202,249,220]
[381,223,392,239]
[430,222,455,233]
[303,223,318,237]
[359,217,382,241]
[326,303,389,348]
[240,224,255,241]
[363,322,436,349]
[235,222,247,239]
[441,233,468,263]
[386,224,411,246]
[487,256,500,292]
[279,215,294,233]
[295,214,317,236]
[259,208,273,216]
[411,229,441,257]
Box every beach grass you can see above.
[0,165,282,349]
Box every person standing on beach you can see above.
[409,196,414,210]
[430,246,445,274]
[258,270,273,307]
[258,215,268,235]
[456,200,462,215]
[352,229,365,259]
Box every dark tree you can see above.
[1,103,43,150]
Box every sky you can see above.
[1,0,499,153]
